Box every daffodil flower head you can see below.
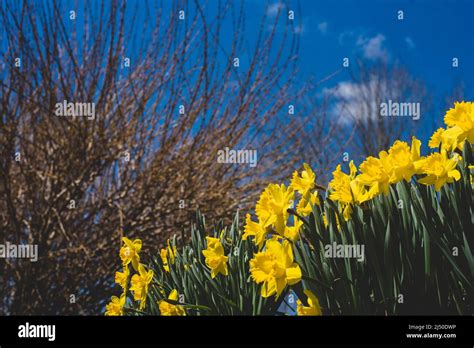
[269,184,295,235]
[119,237,142,271]
[329,161,367,220]
[445,101,474,129]
[249,190,278,244]
[249,239,302,298]
[381,137,421,184]
[442,101,474,150]
[242,213,270,248]
[202,236,229,278]
[115,265,130,290]
[130,263,154,310]
[255,187,273,222]
[160,240,177,273]
[296,191,320,217]
[290,163,316,195]
[283,217,303,242]
[329,161,357,205]
[415,150,461,191]
[297,289,322,316]
[429,128,445,149]
[254,183,294,236]
[105,293,126,316]
[158,289,186,316]
[358,156,390,198]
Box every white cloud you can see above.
[356,34,389,61]
[323,77,392,125]
[317,21,328,35]
[405,37,415,49]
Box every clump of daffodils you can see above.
[326,102,472,220]
[105,101,471,317]
[243,163,321,247]
[242,101,471,310]
[243,162,324,314]
[328,136,423,220]
[105,237,154,315]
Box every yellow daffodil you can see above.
[349,177,370,204]
[242,214,271,248]
[441,126,465,151]
[255,188,275,223]
[130,263,154,310]
[243,188,280,248]
[158,289,186,316]
[119,237,142,271]
[115,265,130,290]
[358,156,390,198]
[380,136,421,183]
[428,102,474,151]
[249,239,302,298]
[415,151,461,191]
[105,293,126,316]
[329,161,369,220]
[290,163,316,195]
[297,289,322,316]
[329,164,352,221]
[202,236,228,278]
[160,240,177,272]
[296,191,319,217]
[283,217,303,241]
[441,101,474,150]
[329,162,356,205]
[268,183,295,235]
[429,128,445,149]
[252,183,294,237]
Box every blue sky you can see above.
[233,0,474,146]
[2,0,471,146]
[5,0,471,106]
[247,0,473,98]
